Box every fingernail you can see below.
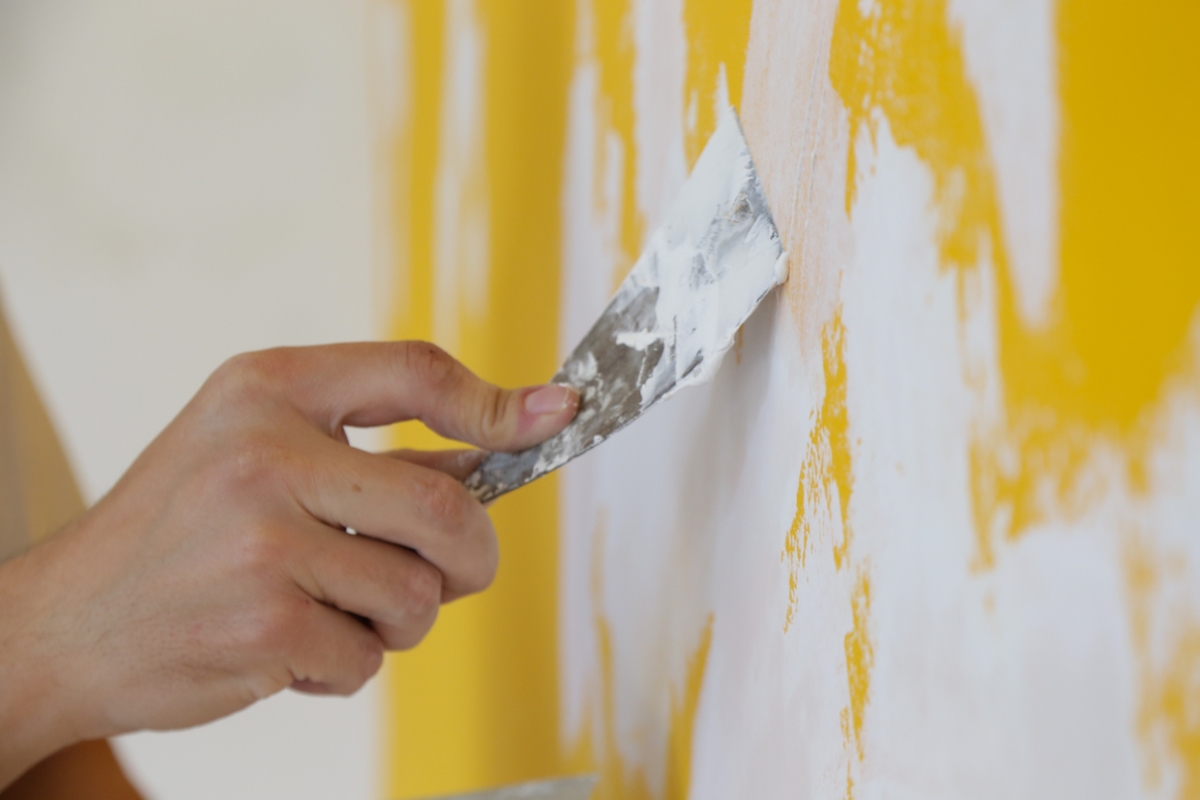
[523,384,577,415]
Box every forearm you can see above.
[0,549,87,791]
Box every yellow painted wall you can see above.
[381,0,1200,797]
[381,2,574,796]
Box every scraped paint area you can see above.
[783,311,852,628]
[380,0,1200,796]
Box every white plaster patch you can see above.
[632,0,688,237]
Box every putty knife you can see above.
[419,775,598,800]
[464,106,786,503]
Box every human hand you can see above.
[0,342,577,782]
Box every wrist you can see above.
[0,545,91,788]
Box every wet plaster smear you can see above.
[556,0,1200,798]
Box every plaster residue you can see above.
[1125,523,1200,798]
[842,569,873,797]
[569,516,715,800]
[783,311,853,629]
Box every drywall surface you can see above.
[556,0,1200,798]
[0,1,383,797]
[381,0,1199,798]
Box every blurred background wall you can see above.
[0,0,386,797]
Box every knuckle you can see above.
[386,605,440,652]
[348,638,385,692]
[401,560,443,621]
[243,670,292,703]
[201,434,291,498]
[235,524,290,577]
[478,386,511,443]
[415,472,497,595]
[396,341,457,390]
[438,517,498,597]
[208,350,286,400]
[242,594,308,655]
[419,471,472,530]
[465,527,500,594]
[229,435,283,479]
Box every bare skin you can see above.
[0,341,578,791]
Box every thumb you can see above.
[446,382,579,452]
[380,343,578,450]
[248,342,579,452]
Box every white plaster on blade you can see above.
[615,105,785,408]
[773,250,790,284]
[465,103,786,499]
[632,0,689,248]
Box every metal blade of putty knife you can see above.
[464,105,786,503]
[418,775,598,800]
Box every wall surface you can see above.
[377,2,574,795]
[384,0,1200,799]
[0,1,384,797]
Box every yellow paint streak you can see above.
[783,312,853,629]
[1124,537,1200,798]
[384,1,574,796]
[843,569,874,764]
[591,611,654,800]
[590,0,643,284]
[1049,0,1200,432]
[664,615,714,800]
[824,315,854,571]
[682,0,754,168]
